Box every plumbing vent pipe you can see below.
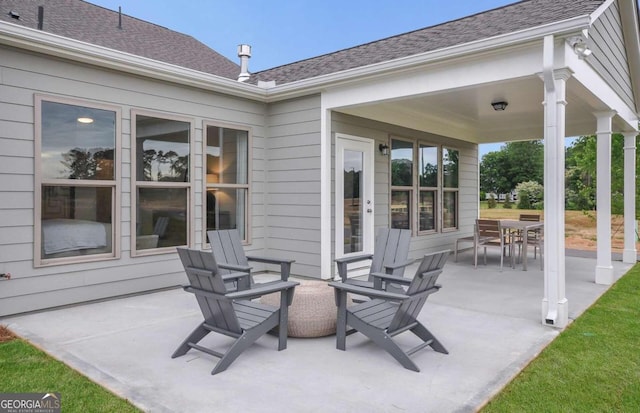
[237,44,251,82]
[37,6,43,29]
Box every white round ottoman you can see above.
[261,280,351,338]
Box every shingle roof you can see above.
[0,0,241,80]
[251,0,606,85]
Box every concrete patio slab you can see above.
[2,253,633,413]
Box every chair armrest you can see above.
[383,259,415,273]
[335,254,374,281]
[370,272,413,286]
[328,281,408,301]
[226,280,299,301]
[218,262,252,273]
[220,272,251,282]
[246,255,295,281]
[246,255,295,265]
[334,254,374,265]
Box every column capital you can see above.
[553,68,573,81]
[593,110,617,120]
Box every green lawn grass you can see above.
[481,264,640,412]
[0,337,141,412]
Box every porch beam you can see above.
[595,111,616,284]
[623,131,638,264]
[541,35,569,328]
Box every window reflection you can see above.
[136,188,188,249]
[41,101,115,180]
[136,116,190,182]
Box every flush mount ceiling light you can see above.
[491,101,508,111]
[77,117,94,124]
[567,35,592,59]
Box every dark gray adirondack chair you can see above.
[207,229,295,290]
[329,250,450,372]
[335,228,412,290]
[173,247,298,375]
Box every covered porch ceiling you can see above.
[334,75,632,144]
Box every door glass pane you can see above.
[344,150,363,254]
[136,187,187,249]
[391,190,411,230]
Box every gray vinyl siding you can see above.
[0,45,266,316]
[332,113,478,264]
[589,1,635,110]
[264,95,322,278]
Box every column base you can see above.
[595,265,614,285]
[622,249,637,264]
[541,298,568,328]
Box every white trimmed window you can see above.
[389,137,459,233]
[35,96,120,265]
[131,111,193,254]
[204,123,250,243]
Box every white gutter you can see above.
[0,14,593,104]
[262,15,593,102]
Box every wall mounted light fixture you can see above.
[491,101,508,111]
[567,35,592,59]
[379,143,389,156]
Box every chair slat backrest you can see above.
[177,248,242,334]
[387,250,449,333]
[369,228,411,280]
[476,219,502,239]
[207,230,249,275]
[519,214,540,222]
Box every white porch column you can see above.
[623,131,638,264]
[595,111,616,284]
[541,35,569,328]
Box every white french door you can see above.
[335,134,375,261]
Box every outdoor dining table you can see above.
[500,219,544,271]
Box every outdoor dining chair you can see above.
[172,247,299,375]
[329,250,450,372]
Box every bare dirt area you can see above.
[480,209,638,253]
[0,325,16,343]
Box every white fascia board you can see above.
[589,0,616,23]
[264,15,593,102]
[619,0,640,115]
[0,21,266,101]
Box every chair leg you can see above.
[412,322,448,354]
[172,322,210,358]
[454,240,459,262]
[278,292,289,351]
[211,315,278,375]
[335,291,348,351]
[348,315,420,372]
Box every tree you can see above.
[516,181,544,210]
[480,141,543,195]
[565,134,640,216]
